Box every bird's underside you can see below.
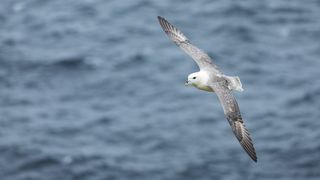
[158,16,257,162]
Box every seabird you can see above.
[158,16,257,162]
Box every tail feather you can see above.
[223,75,243,92]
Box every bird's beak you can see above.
[185,80,190,86]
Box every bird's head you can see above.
[185,71,208,87]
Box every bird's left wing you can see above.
[210,81,257,162]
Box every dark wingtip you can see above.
[157,16,168,26]
[253,157,257,163]
[250,150,257,162]
[248,147,257,162]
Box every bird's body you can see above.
[187,70,243,92]
[158,16,257,162]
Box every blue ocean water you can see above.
[0,0,320,179]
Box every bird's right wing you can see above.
[158,16,220,72]
[210,81,257,162]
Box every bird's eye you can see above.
[192,77,196,79]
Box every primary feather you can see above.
[158,16,219,72]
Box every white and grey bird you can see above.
[158,16,257,162]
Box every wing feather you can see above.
[158,16,219,71]
[210,82,257,162]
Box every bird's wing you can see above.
[158,16,220,72]
[210,81,257,162]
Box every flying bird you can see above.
[158,16,257,162]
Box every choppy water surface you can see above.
[1,0,320,179]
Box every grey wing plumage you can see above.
[158,16,219,71]
[210,82,257,162]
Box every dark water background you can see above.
[1,0,320,179]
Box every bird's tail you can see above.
[223,75,243,92]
